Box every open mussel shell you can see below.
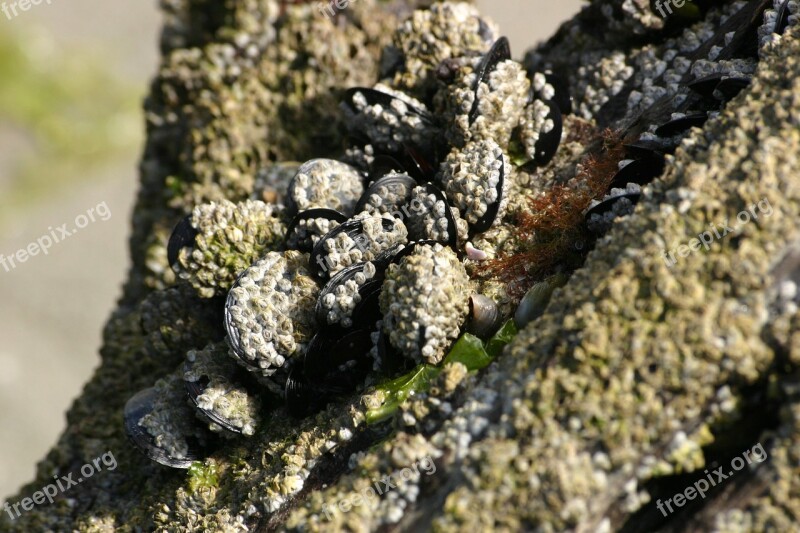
[654,112,709,137]
[285,208,348,252]
[584,192,642,221]
[124,387,206,469]
[309,217,403,281]
[315,262,383,331]
[466,294,504,339]
[608,158,665,190]
[354,173,418,217]
[167,215,197,268]
[469,36,512,125]
[470,153,507,235]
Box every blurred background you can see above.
[0,0,582,500]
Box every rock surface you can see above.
[3,1,800,531]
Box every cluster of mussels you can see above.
[124,0,798,469]
[123,2,571,469]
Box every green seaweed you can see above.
[366,320,518,424]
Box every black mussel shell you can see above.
[608,158,665,190]
[402,143,437,182]
[532,71,573,115]
[584,192,642,220]
[776,0,791,35]
[534,100,563,167]
[687,73,727,99]
[124,387,205,469]
[303,329,374,392]
[285,364,312,418]
[624,140,669,159]
[654,112,709,137]
[714,77,750,101]
[470,151,507,234]
[368,155,407,183]
[350,280,383,330]
[309,217,401,280]
[466,294,504,339]
[354,173,418,216]
[285,208,348,252]
[167,215,197,269]
[375,328,412,376]
[372,242,408,271]
[315,263,384,330]
[688,74,750,102]
[469,37,512,125]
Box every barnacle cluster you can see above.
[380,243,471,364]
[171,199,286,298]
[124,0,571,470]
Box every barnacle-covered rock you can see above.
[286,159,364,216]
[184,342,261,436]
[380,243,470,364]
[388,1,498,96]
[224,250,319,377]
[436,138,509,231]
[173,199,286,298]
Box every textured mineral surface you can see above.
[4,1,800,532]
